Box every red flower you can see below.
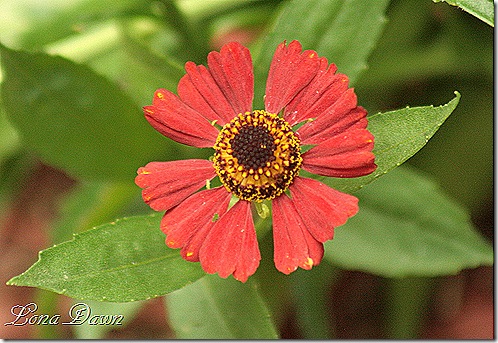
[135,40,376,282]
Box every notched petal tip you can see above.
[143,88,219,148]
[136,166,150,176]
[199,200,260,282]
[287,39,303,51]
[265,40,321,114]
[207,41,254,116]
[165,238,181,249]
[135,159,217,212]
[143,105,154,116]
[272,195,324,275]
[303,256,314,269]
[220,40,247,53]
[289,177,359,243]
[161,187,232,262]
[151,88,168,103]
[302,128,377,178]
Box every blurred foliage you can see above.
[356,0,493,216]
[0,0,492,339]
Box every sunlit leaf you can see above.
[2,0,151,49]
[7,214,205,302]
[433,0,494,26]
[325,165,493,277]
[321,92,460,193]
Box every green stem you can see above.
[384,277,434,339]
[289,262,339,339]
[253,202,272,239]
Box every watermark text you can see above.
[4,302,124,326]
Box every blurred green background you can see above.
[0,0,492,339]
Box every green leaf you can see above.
[0,44,166,181]
[253,233,294,329]
[253,0,390,105]
[7,214,205,302]
[166,274,278,339]
[321,91,461,194]
[324,165,493,278]
[433,0,494,27]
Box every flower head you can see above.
[135,40,376,282]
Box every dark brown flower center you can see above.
[213,110,302,202]
[230,125,276,170]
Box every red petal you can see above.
[272,195,324,274]
[207,41,254,116]
[264,40,321,114]
[135,159,216,211]
[178,63,235,125]
[297,88,366,145]
[302,129,377,178]
[283,58,350,126]
[144,89,219,147]
[199,200,260,282]
[289,177,358,242]
[178,41,254,126]
[160,187,232,262]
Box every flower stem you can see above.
[384,277,434,338]
[253,204,272,239]
[289,262,339,339]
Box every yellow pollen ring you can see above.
[212,110,302,202]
